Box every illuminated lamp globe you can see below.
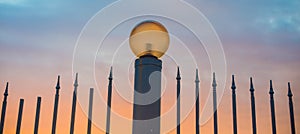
[129,21,170,58]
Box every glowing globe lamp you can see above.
[130,21,169,58]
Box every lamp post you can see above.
[130,21,169,134]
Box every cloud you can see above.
[254,8,300,33]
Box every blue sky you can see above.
[0,0,300,133]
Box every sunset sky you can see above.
[0,0,300,134]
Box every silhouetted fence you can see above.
[0,68,297,134]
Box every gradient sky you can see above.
[0,0,300,134]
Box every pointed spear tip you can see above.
[57,75,60,82]
[5,82,9,90]
[74,73,79,87]
[212,72,217,87]
[109,66,113,79]
[213,72,216,81]
[75,73,78,81]
[288,82,293,97]
[269,80,274,94]
[250,77,254,91]
[231,75,236,89]
[270,80,273,89]
[56,75,60,89]
[195,69,199,82]
[176,66,181,79]
[4,82,9,96]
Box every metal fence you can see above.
[0,68,296,134]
